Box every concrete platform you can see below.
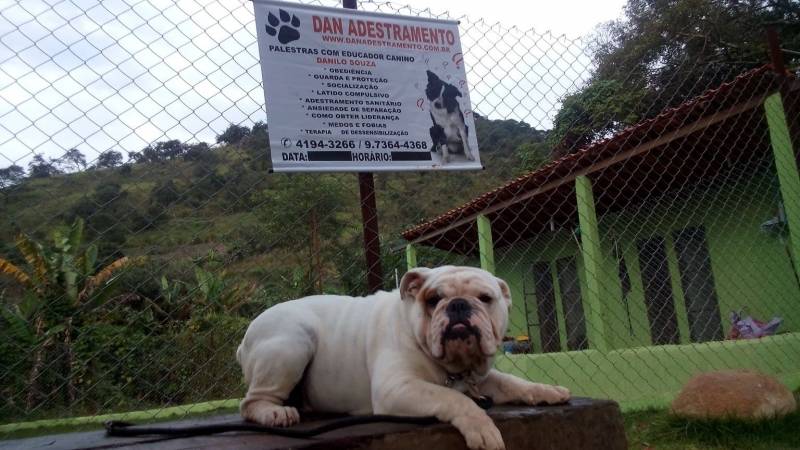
[1,397,627,450]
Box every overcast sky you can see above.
[0,0,627,169]
[398,0,627,36]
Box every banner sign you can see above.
[253,0,481,172]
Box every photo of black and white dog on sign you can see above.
[425,70,474,164]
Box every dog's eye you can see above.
[478,294,493,304]
[426,295,442,308]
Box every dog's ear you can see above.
[400,268,431,301]
[425,71,442,100]
[495,276,512,309]
[444,84,462,99]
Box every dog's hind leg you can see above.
[239,321,315,426]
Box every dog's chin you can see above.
[430,322,495,372]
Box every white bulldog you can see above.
[237,266,570,450]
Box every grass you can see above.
[624,405,800,450]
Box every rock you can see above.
[671,369,797,420]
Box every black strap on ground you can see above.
[105,414,439,438]
[105,395,493,438]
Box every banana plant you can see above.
[0,218,136,409]
[0,291,65,347]
[187,266,254,316]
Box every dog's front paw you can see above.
[243,402,300,427]
[452,414,505,450]
[520,383,571,406]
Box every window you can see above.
[531,261,560,353]
[636,237,680,345]
[672,227,723,342]
[556,256,588,350]
[613,242,635,336]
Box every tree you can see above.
[183,142,213,162]
[127,150,142,163]
[129,140,187,164]
[516,141,550,173]
[27,154,61,178]
[241,121,270,163]
[216,124,251,145]
[154,140,185,160]
[0,218,134,409]
[251,121,268,136]
[57,148,87,172]
[96,150,123,169]
[0,164,25,188]
[548,79,644,156]
[549,0,800,154]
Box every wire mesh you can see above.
[1,0,799,433]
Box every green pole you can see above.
[477,214,496,274]
[765,92,800,278]
[575,175,610,352]
[405,244,417,271]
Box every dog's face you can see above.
[425,70,462,114]
[400,266,511,376]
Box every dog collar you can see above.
[444,371,481,397]
[444,371,470,387]
[444,372,493,410]
[444,373,460,387]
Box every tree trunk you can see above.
[64,316,77,406]
[26,315,50,412]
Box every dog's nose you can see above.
[446,298,471,316]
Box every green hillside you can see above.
[2,115,544,288]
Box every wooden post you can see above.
[477,214,496,274]
[766,26,785,75]
[575,175,610,352]
[343,0,383,294]
[765,93,800,278]
[405,244,417,271]
[358,172,383,293]
[310,207,323,293]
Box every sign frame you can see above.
[253,0,482,173]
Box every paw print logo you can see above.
[265,9,301,45]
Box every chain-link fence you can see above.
[1,0,799,433]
